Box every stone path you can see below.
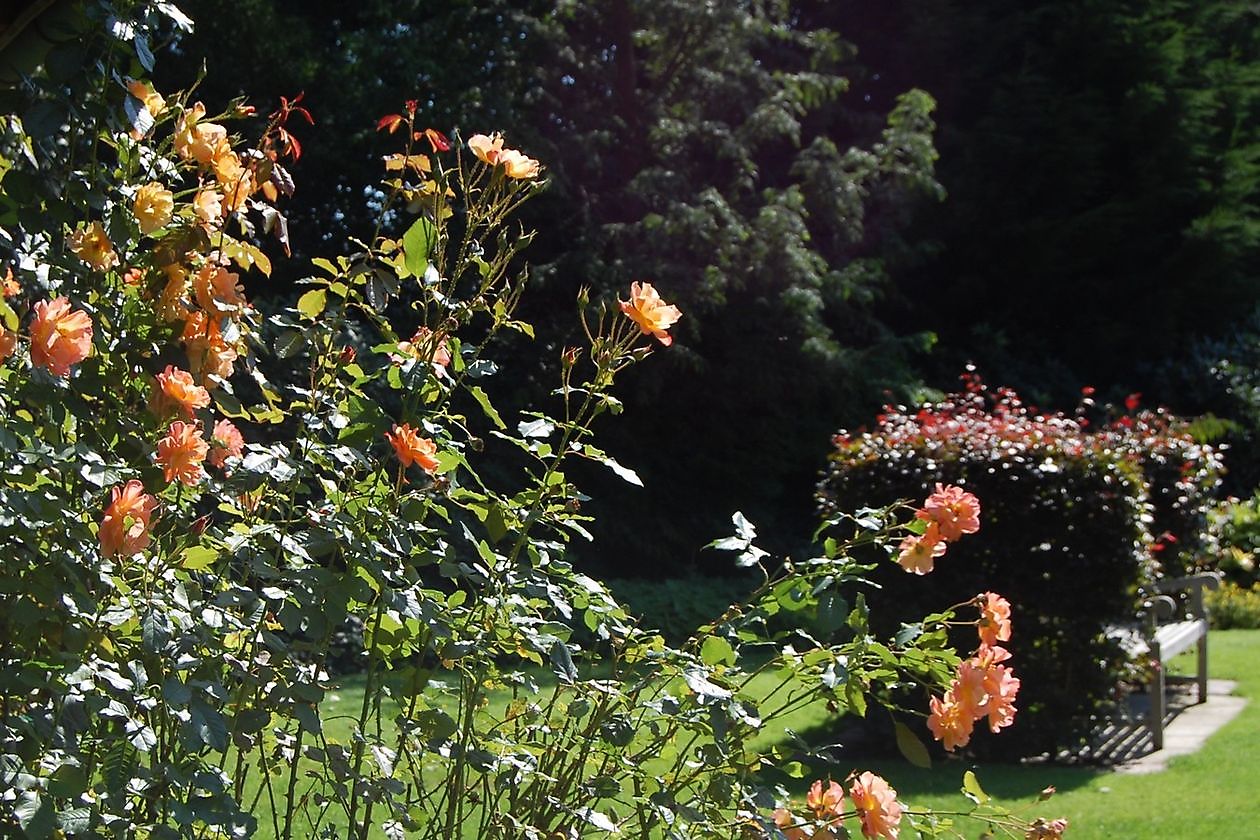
[1082,678,1247,773]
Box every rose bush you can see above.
[0,4,1065,838]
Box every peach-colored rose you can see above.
[193,189,224,227]
[68,222,119,271]
[467,132,504,165]
[895,527,945,575]
[133,182,174,235]
[208,418,244,469]
[498,148,540,179]
[99,479,159,557]
[618,281,682,346]
[193,264,246,314]
[394,326,451,372]
[127,79,166,117]
[806,779,845,819]
[182,313,239,384]
[175,102,228,166]
[30,297,93,376]
[0,328,16,362]
[153,365,211,419]
[848,772,903,840]
[916,483,981,542]
[980,664,1020,734]
[385,423,440,475]
[212,149,255,212]
[2,267,18,297]
[157,265,191,322]
[156,421,208,486]
[928,689,975,752]
[977,591,1013,647]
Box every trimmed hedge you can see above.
[817,375,1222,758]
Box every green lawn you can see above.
[261,630,1257,838]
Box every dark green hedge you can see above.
[817,377,1222,758]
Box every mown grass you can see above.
[249,631,1258,838]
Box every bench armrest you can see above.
[1151,572,1221,620]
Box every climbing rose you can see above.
[981,663,1021,733]
[133,182,174,234]
[68,222,119,272]
[394,326,451,372]
[154,365,211,419]
[156,421,208,486]
[175,102,228,166]
[498,148,541,179]
[849,772,903,839]
[468,132,504,165]
[977,591,1013,647]
[193,189,223,226]
[30,297,93,376]
[916,483,981,542]
[927,689,976,752]
[193,264,246,313]
[386,424,440,475]
[806,779,845,820]
[0,328,15,362]
[619,281,682,346]
[896,527,946,575]
[208,419,245,469]
[99,480,159,557]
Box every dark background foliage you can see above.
[160,0,1260,576]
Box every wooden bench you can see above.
[1137,572,1221,750]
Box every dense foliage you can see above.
[818,374,1224,758]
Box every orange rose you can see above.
[99,480,159,557]
[385,423,440,475]
[174,102,228,166]
[848,772,903,840]
[208,418,245,469]
[0,328,16,362]
[126,79,166,117]
[30,297,93,376]
[133,182,174,235]
[467,132,504,165]
[618,281,682,346]
[68,222,119,271]
[153,365,211,419]
[3,267,20,297]
[193,264,246,314]
[156,421,208,486]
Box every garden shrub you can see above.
[817,373,1224,759]
[1207,582,1260,629]
[0,5,1068,838]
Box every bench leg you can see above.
[1197,634,1209,704]
[1151,643,1165,751]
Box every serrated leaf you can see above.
[518,417,554,438]
[297,288,326,320]
[181,545,218,570]
[894,720,932,769]
[141,608,172,652]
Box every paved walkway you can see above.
[1085,678,1247,774]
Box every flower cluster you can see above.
[896,483,980,574]
[927,592,1021,750]
[770,772,904,840]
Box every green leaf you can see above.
[15,790,54,839]
[0,297,17,331]
[181,546,218,571]
[297,288,326,320]
[962,770,990,805]
[700,635,736,667]
[781,760,809,778]
[894,720,932,769]
[468,385,505,429]
[402,217,437,278]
